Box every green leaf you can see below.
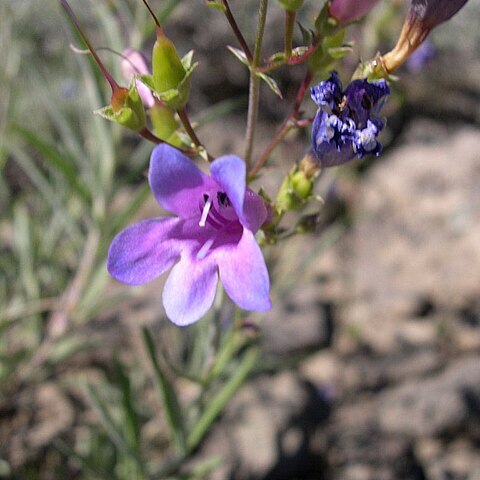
[142,327,187,455]
[187,347,258,451]
[328,45,353,59]
[206,2,227,13]
[138,74,156,91]
[256,72,283,99]
[181,50,195,70]
[298,22,313,45]
[227,46,250,66]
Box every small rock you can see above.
[378,357,480,436]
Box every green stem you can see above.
[244,0,268,168]
[284,10,296,61]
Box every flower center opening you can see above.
[196,191,242,260]
[198,191,240,232]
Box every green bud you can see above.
[276,166,314,212]
[152,35,190,110]
[278,0,304,11]
[291,170,314,199]
[149,103,183,147]
[94,82,146,131]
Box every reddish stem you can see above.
[61,0,119,94]
[248,70,313,179]
[221,0,253,63]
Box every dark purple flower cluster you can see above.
[310,72,390,167]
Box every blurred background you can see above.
[1,0,480,479]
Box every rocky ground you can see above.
[185,118,480,480]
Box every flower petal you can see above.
[121,48,155,108]
[163,254,219,326]
[215,229,271,312]
[210,154,246,222]
[107,217,182,285]
[149,144,215,218]
[242,189,268,233]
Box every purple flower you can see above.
[382,0,468,73]
[329,0,380,24]
[409,0,469,31]
[121,48,155,108]
[107,145,272,326]
[310,72,390,167]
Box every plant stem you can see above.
[249,69,312,179]
[139,127,164,144]
[177,108,212,160]
[244,0,268,168]
[222,0,253,63]
[284,10,296,61]
[139,128,197,156]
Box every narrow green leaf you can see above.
[256,72,283,99]
[206,2,227,13]
[328,45,353,59]
[142,327,187,455]
[187,347,258,451]
[227,46,250,66]
[181,50,195,70]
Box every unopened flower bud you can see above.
[277,0,304,11]
[381,0,469,73]
[152,35,190,109]
[276,165,315,212]
[149,103,182,147]
[95,82,146,132]
[329,0,380,25]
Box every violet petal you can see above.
[149,144,215,219]
[210,155,246,222]
[107,217,182,285]
[163,254,219,326]
[215,230,271,312]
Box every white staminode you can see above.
[199,196,213,227]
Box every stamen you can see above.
[199,196,213,227]
[197,236,216,260]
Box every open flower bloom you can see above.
[310,71,390,167]
[108,144,272,326]
[121,48,155,108]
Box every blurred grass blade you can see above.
[142,326,187,455]
[12,124,91,203]
[187,347,258,451]
[110,184,150,235]
[55,440,114,480]
[113,356,141,453]
[85,382,144,471]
